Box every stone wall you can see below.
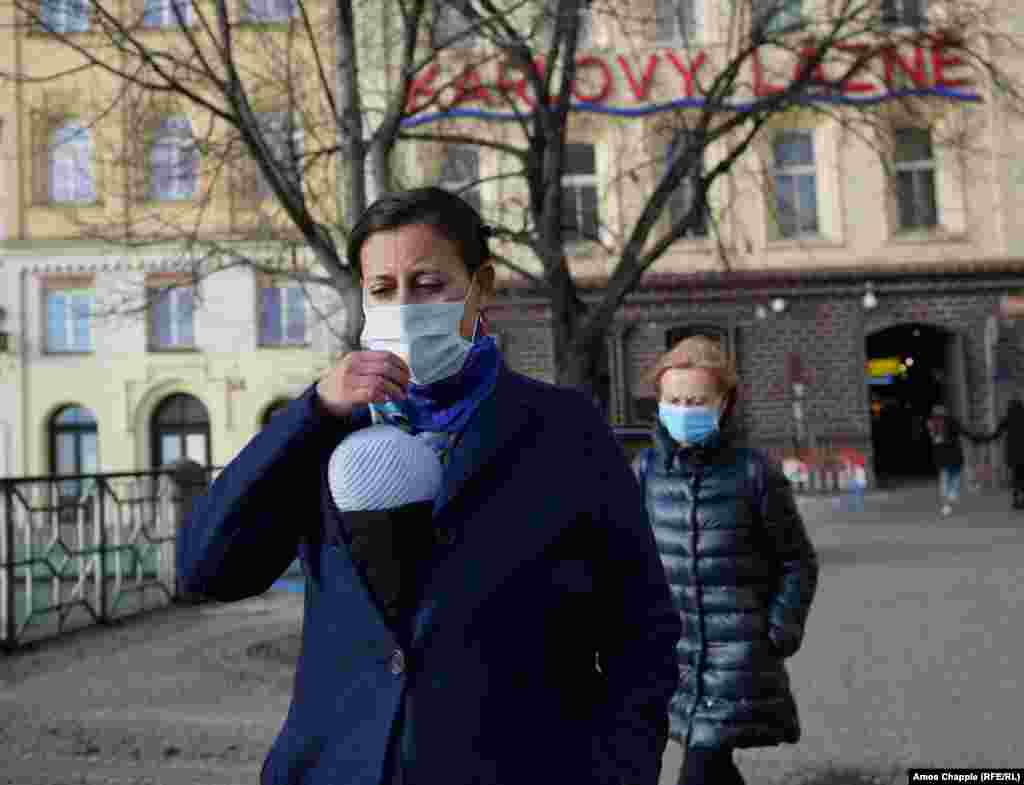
[489,275,1023,489]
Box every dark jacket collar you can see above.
[432,357,538,518]
[652,417,728,472]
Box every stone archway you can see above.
[865,322,964,486]
[132,381,209,471]
[151,393,211,469]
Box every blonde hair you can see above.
[646,335,738,397]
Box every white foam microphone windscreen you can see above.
[327,424,443,513]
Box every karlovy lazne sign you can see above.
[404,41,980,122]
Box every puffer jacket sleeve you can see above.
[761,456,819,659]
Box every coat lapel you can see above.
[412,367,567,650]
[432,362,529,518]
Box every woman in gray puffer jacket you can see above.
[634,336,819,785]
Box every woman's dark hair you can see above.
[348,187,492,280]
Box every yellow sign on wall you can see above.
[866,357,905,377]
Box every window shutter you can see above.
[151,290,171,347]
[286,286,305,343]
[46,292,69,352]
[178,288,195,345]
[72,292,92,350]
[261,286,282,344]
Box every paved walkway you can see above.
[1,482,1022,784]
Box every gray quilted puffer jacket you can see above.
[634,421,819,751]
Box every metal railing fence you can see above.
[1,467,218,652]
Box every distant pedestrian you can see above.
[634,336,819,785]
[992,397,1024,509]
[925,403,997,517]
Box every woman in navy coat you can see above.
[177,187,682,785]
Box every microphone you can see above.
[327,424,443,623]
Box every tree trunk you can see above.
[335,0,366,351]
[552,304,610,419]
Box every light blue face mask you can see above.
[658,403,721,446]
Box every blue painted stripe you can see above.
[401,87,981,128]
[271,577,306,594]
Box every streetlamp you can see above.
[787,353,808,449]
[862,281,878,310]
[0,307,10,354]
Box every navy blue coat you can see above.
[635,422,818,751]
[177,361,682,785]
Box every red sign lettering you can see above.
[617,54,659,101]
[931,44,971,89]
[665,51,706,98]
[835,43,876,94]
[407,44,974,114]
[883,46,928,88]
[793,47,830,91]
[752,50,785,96]
[573,56,613,103]
[406,63,440,113]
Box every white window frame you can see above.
[39,0,89,33]
[149,115,198,201]
[880,0,926,28]
[654,0,699,45]
[149,286,195,349]
[562,142,599,244]
[244,0,296,23]
[142,0,193,28]
[259,282,307,346]
[893,127,938,231]
[49,120,96,205]
[255,111,304,200]
[45,288,93,353]
[770,130,819,239]
[437,144,481,212]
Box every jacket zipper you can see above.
[682,460,705,751]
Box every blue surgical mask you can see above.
[361,283,481,386]
[658,403,720,446]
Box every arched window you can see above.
[50,405,98,499]
[49,120,96,205]
[261,398,291,426]
[149,115,198,201]
[151,393,210,468]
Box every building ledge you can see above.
[495,257,1024,298]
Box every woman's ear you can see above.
[459,263,496,339]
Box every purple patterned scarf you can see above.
[370,336,500,438]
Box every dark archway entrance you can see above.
[151,393,211,468]
[866,323,965,487]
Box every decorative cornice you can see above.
[0,238,311,275]
[494,258,1024,301]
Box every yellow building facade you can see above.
[2,1,1024,488]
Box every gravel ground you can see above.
[1,484,1021,785]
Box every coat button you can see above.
[435,527,457,546]
[389,649,406,676]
